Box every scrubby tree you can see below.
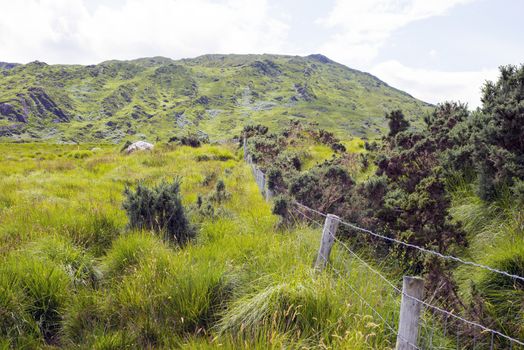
[123,177,194,245]
[472,65,524,200]
[385,110,409,137]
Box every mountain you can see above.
[0,54,432,143]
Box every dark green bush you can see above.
[122,178,194,245]
[289,163,354,213]
[120,140,132,153]
[169,133,209,147]
[209,180,231,204]
[386,109,409,137]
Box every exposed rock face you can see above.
[307,54,333,64]
[251,60,281,77]
[195,95,210,105]
[0,62,19,70]
[26,87,69,122]
[0,124,24,137]
[0,102,27,122]
[102,84,135,116]
[293,83,315,102]
[125,141,154,154]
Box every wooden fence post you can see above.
[314,214,340,271]
[396,276,425,350]
[243,136,247,161]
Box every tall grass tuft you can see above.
[0,253,71,345]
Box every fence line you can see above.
[294,201,524,348]
[294,199,524,284]
[294,206,418,349]
[243,137,524,349]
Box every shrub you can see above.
[120,141,132,153]
[272,195,293,227]
[169,133,209,148]
[242,124,269,138]
[209,179,231,204]
[122,178,194,245]
[267,168,286,193]
[289,164,354,213]
[385,109,409,137]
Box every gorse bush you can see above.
[208,179,231,204]
[169,133,209,147]
[123,178,194,245]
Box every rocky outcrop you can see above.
[130,105,153,120]
[307,54,333,64]
[102,84,135,116]
[251,60,281,77]
[195,95,210,105]
[0,123,24,137]
[0,62,19,70]
[26,87,69,122]
[0,102,27,122]
[125,141,154,154]
[293,83,316,102]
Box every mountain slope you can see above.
[0,54,432,143]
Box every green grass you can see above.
[0,142,405,349]
[448,176,524,344]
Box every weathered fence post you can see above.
[396,276,425,350]
[314,214,340,271]
[266,187,273,201]
[243,136,248,161]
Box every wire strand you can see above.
[326,259,420,350]
[331,229,524,347]
[295,201,524,284]
[297,201,524,347]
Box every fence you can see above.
[243,137,273,201]
[243,137,524,350]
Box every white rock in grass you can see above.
[125,141,154,154]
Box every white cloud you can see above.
[316,0,475,67]
[371,60,499,108]
[0,0,289,64]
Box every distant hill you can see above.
[0,54,432,143]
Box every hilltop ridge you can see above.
[0,54,432,143]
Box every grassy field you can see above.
[0,142,408,349]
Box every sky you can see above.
[0,0,522,108]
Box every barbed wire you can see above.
[292,206,418,348]
[292,201,524,284]
[243,151,524,348]
[294,201,524,347]
[326,258,420,349]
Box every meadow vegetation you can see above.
[0,142,407,349]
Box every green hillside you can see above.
[0,54,432,143]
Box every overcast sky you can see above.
[0,0,522,107]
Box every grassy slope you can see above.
[0,54,432,143]
[0,143,405,349]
